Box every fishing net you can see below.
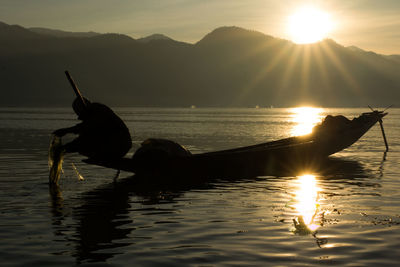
[71,162,85,181]
[48,135,65,184]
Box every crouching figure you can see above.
[53,97,132,161]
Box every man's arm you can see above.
[53,123,83,137]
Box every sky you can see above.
[1,0,399,54]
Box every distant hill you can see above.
[196,26,276,46]
[137,34,173,43]
[0,21,44,40]
[29,27,100,38]
[386,54,400,64]
[0,21,399,107]
[346,45,365,53]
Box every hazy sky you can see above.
[1,0,399,54]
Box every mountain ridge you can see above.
[0,21,399,107]
[29,27,101,38]
[138,33,174,43]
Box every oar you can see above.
[65,70,87,108]
[368,105,389,152]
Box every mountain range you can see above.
[0,21,399,107]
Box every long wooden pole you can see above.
[368,106,389,152]
[378,119,389,152]
[65,70,87,107]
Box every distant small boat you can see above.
[85,110,388,178]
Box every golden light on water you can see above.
[293,174,320,232]
[291,107,323,136]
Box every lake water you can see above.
[0,107,399,266]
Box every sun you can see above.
[287,7,333,44]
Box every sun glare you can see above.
[288,7,333,44]
[294,174,321,231]
[291,107,323,136]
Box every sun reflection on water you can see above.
[291,107,324,136]
[293,174,321,233]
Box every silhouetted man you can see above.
[53,97,132,161]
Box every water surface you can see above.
[0,107,399,266]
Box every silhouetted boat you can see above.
[84,110,387,178]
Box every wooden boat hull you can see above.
[84,111,387,178]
